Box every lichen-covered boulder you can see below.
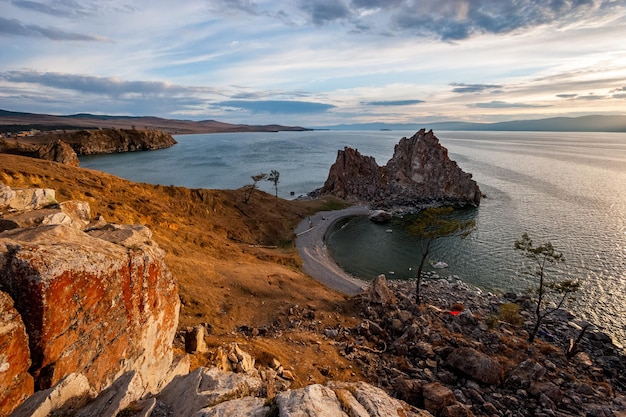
[0,290,34,416]
[0,223,180,395]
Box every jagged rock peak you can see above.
[319,129,481,208]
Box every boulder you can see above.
[0,223,179,395]
[331,381,433,417]
[422,382,456,415]
[367,274,396,306]
[10,373,93,417]
[0,184,56,211]
[445,347,502,385]
[369,210,393,223]
[192,397,269,417]
[213,343,256,374]
[319,130,481,208]
[0,291,34,416]
[157,367,263,417]
[0,200,91,232]
[276,384,347,416]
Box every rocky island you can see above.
[318,129,482,209]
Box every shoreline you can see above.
[294,205,370,296]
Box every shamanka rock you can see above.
[319,129,481,208]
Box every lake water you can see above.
[80,130,626,346]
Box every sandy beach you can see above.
[295,205,371,295]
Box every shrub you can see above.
[498,303,524,326]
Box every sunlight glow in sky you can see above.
[1,0,625,126]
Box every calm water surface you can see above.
[81,130,626,345]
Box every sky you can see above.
[1,0,626,127]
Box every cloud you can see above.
[217,100,336,114]
[392,0,604,40]
[289,0,610,40]
[11,0,97,18]
[299,0,352,25]
[362,99,424,106]
[450,82,502,93]
[0,17,105,41]
[556,94,579,98]
[469,101,550,108]
[0,70,219,97]
[576,94,606,100]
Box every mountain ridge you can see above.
[315,114,626,132]
[0,109,311,134]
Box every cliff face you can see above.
[61,128,177,154]
[36,140,79,166]
[320,129,481,208]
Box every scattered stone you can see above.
[445,347,503,385]
[369,209,393,223]
[186,325,208,354]
[367,274,396,305]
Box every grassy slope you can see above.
[0,154,362,387]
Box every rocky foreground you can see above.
[1,182,625,417]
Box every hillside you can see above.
[0,154,362,387]
[0,109,311,134]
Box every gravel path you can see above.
[295,205,370,295]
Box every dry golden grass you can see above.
[0,153,362,387]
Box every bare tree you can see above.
[514,233,580,344]
[267,170,280,204]
[242,173,268,203]
[408,207,475,305]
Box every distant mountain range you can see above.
[315,115,626,132]
[2,109,626,133]
[0,109,310,134]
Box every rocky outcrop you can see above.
[319,129,481,208]
[60,128,177,155]
[0,184,181,414]
[36,140,79,166]
[0,223,180,393]
[0,291,34,416]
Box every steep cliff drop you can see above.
[319,129,481,208]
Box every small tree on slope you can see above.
[408,207,475,305]
[267,170,280,204]
[514,233,580,344]
[243,172,268,203]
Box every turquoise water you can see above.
[80,130,626,345]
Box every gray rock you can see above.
[275,384,347,417]
[191,397,269,417]
[445,347,502,385]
